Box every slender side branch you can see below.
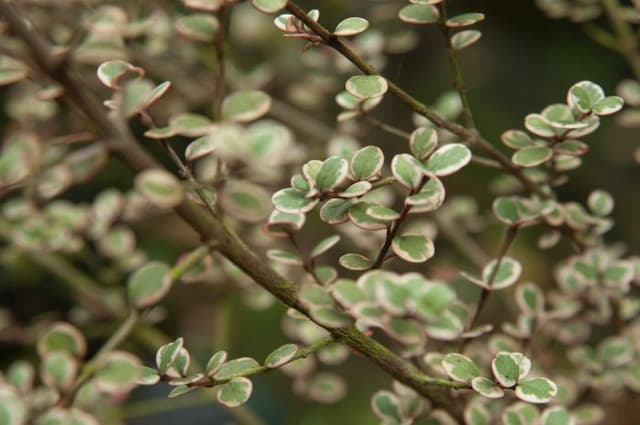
[601,0,640,80]
[466,225,519,333]
[438,1,476,129]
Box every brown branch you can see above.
[0,1,467,409]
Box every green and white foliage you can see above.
[500,81,622,179]
[2,0,639,423]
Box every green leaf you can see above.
[541,406,573,425]
[222,90,272,123]
[366,205,401,221]
[441,353,480,383]
[398,4,440,24]
[267,249,303,266]
[309,306,352,328]
[319,198,352,224]
[598,336,633,367]
[185,135,216,161]
[410,127,438,160]
[334,17,369,37]
[127,261,171,309]
[7,361,34,394]
[176,14,219,42]
[567,81,605,113]
[501,130,534,149]
[331,279,367,307]
[0,68,28,87]
[348,202,387,230]
[446,12,485,28]
[350,146,384,180]
[169,373,204,386]
[492,352,521,387]
[515,283,544,316]
[221,180,271,222]
[482,257,522,290]
[391,234,435,263]
[265,210,306,236]
[310,235,341,259]
[413,282,456,320]
[121,78,155,117]
[137,366,160,385]
[156,337,184,374]
[315,156,349,192]
[206,351,228,376]
[272,188,319,214]
[214,357,260,380]
[492,196,533,226]
[168,385,197,398]
[37,322,87,358]
[471,376,505,398]
[339,181,372,198]
[252,0,287,13]
[345,75,388,99]
[423,144,471,176]
[264,344,298,368]
[168,347,190,377]
[96,60,143,89]
[96,351,142,394]
[69,409,99,425]
[451,30,482,50]
[464,402,491,425]
[425,310,464,340]
[41,351,78,390]
[524,114,555,138]
[371,390,402,422]
[406,177,445,212]
[376,277,410,314]
[392,154,423,189]
[339,253,372,270]
[512,146,553,167]
[592,96,624,116]
[169,113,213,137]
[217,377,253,407]
[587,189,614,216]
[515,377,558,403]
[306,372,347,403]
[135,169,184,209]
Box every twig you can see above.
[363,115,412,140]
[601,0,640,80]
[438,1,476,129]
[213,7,232,119]
[433,215,489,270]
[466,225,519,333]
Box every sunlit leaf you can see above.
[451,30,482,50]
[222,90,272,123]
[399,4,440,24]
[334,17,369,37]
[345,75,388,99]
[127,261,171,309]
[217,377,253,407]
[391,234,435,263]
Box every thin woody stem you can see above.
[438,1,476,129]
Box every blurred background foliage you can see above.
[0,0,638,424]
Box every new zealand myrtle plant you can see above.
[0,0,638,424]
